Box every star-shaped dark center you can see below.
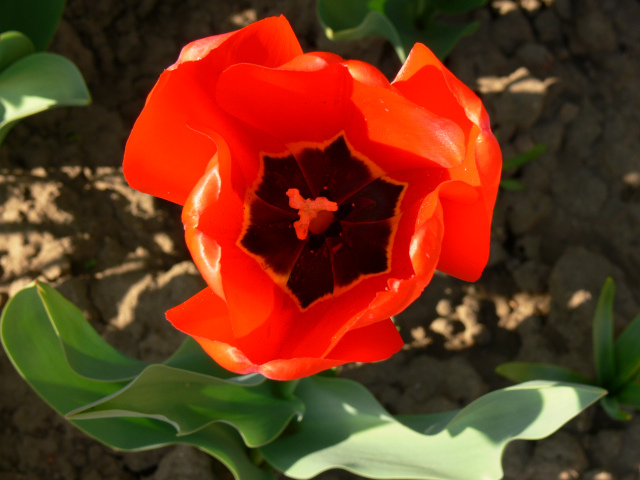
[238,134,406,309]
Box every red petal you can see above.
[193,339,260,376]
[473,118,503,215]
[393,43,501,280]
[346,80,466,172]
[183,142,416,371]
[361,188,445,323]
[393,42,502,188]
[217,61,465,173]
[259,319,403,380]
[343,59,391,88]
[183,135,441,369]
[182,338,345,380]
[258,358,344,380]
[278,52,344,71]
[178,40,495,372]
[123,74,218,205]
[326,318,403,362]
[217,62,352,146]
[182,132,293,364]
[436,182,491,281]
[166,287,236,346]
[305,51,345,65]
[192,319,402,380]
[123,16,302,205]
[435,127,500,280]
[179,154,446,377]
[169,32,234,70]
[393,43,473,138]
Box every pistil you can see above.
[286,188,338,240]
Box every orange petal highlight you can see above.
[123,16,302,205]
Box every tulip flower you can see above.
[123,16,501,380]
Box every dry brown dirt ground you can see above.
[1,0,640,479]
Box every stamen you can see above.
[286,188,338,240]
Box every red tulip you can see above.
[123,16,501,380]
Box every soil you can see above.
[1,0,640,479]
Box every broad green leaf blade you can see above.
[317,0,481,61]
[0,0,66,51]
[616,383,640,410]
[503,144,547,170]
[71,418,277,480]
[593,277,616,386]
[612,313,640,390]
[396,410,459,434]
[1,282,192,448]
[34,282,149,381]
[382,0,479,60]
[317,0,385,31]
[67,364,304,447]
[74,417,278,480]
[0,283,183,447]
[184,424,277,480]
[1,282,129,411]
[317,0,406,61]
[496,362,594,385]
[0,31,35,72]
[260,377,604,480]
[0,31,37,145]
[600,396,632,421]
[0,52,91,132]
[1,282,276,480]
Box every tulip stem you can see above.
[273,379,301,399]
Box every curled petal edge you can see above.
[186,318,403,381]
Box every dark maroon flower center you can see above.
[238,134,406,309]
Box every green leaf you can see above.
[183,424,277,480]
[502,143,547,171]
[317,0,483,61]
[317,0,407,60]
[1,282,130,412]
[600,396,632,421]
[0,283,184,451]
[616,383,640,410]
[35,282,149,381]
[410,20,479,61]
[611,312,640,391]
[1,282,276,480]
[396,410,459,434]
[67,364,304,446]
[500,178,525,192]
[0,52,91,144]
[0,31,35,72]
[0,0,66,51]
[593,277,617,387]
[496,362,594,385]
[260,377,604,480]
